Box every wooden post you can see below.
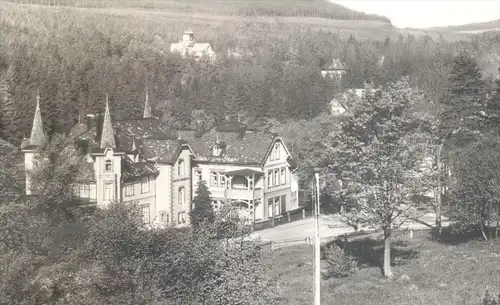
[302,209,305,219]
[287,212,291,222]
[270,241,274,251]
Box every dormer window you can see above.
[274,144,280,160]
[178,159,185,177]
[212,144,220,157]
[105,160,112,172]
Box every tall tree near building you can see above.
[190,180,215,228]
[324,78,430,278]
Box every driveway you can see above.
[251,213,449,243]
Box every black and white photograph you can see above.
[1,0,500,304]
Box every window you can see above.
[274,169,280,186]
[219,174,226,188]
[141,204,150,224]
[160,212,169,224]
[212,200,218,211]
[213,144,220,156]
[195,169,202,183]
[274,144,280,160]
[281,167,286,185]
[105,160,112,172]
[177,212,187,224]
[80,184,90,198]
[210,172,226,187]
[178,187,185,205]
[125,184,134,197]
[178,159,185,177]
[103,181,113,201]
[267,171,272,188]
[211,172,218,187]
[141,176,150,193]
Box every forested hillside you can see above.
[1,0,392,23]
[0,1,499,146]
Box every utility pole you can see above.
[313,168,321,305]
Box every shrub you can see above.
[477,291,500,305]
[322,243,358,278]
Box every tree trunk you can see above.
[435,154,443,234]
[479,220,489,241]
[383,229,393,279]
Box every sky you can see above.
[332,0,500,28]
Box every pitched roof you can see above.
[29,92,46,147]
[322,58,346,71]
[179,129,275,164]
[121,157,159,182]
[100,96,116,149]
[141,139,183,163]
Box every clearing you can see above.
[264,232,500,305]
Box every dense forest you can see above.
[0,1,499,146]
[1,0,392,23]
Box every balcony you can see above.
[214,168,264,201]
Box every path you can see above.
[251,213,449,244]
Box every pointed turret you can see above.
[29,89,46,147]
[100,94,116,149]
[143,88,152,118]
[131,137,137,151]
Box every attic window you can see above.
[212,144,220,157]
[105,160,112,172]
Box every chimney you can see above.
[238,124,246,139]
[195,119,205,138]
[86,114,95,132]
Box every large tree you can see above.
[328,78,429,278]
[449,137,500,241]
[190,180,215,228]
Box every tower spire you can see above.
[143,88,152,118]
[29,89,46,147]
[100,94,116,149]
[131,137,137,151]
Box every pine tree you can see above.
[0,62,22,144]
[486,67,500,133]
[190,180,214,229]
[441,50,486,138]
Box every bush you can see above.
[477,291,500,305]
[322,243,358,278]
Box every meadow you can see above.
[265,233,500,305]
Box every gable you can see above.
[263,137,291,164]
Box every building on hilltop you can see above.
[170,30,216,62]
[320,58,347,79]
[22,91,299,227]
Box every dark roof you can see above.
[321,58,346,71]
[75,118,176,153]
[216,121,247,132]
[121,158,159,182]
[142,139,183,163]
[76,161,96,183]
[74,117,280,166]
[69,123,88,139]
[179,129,275,164]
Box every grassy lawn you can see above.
[264,232,500,305]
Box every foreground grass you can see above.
[264,233,500,305]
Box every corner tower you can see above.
[21,90,46,195]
